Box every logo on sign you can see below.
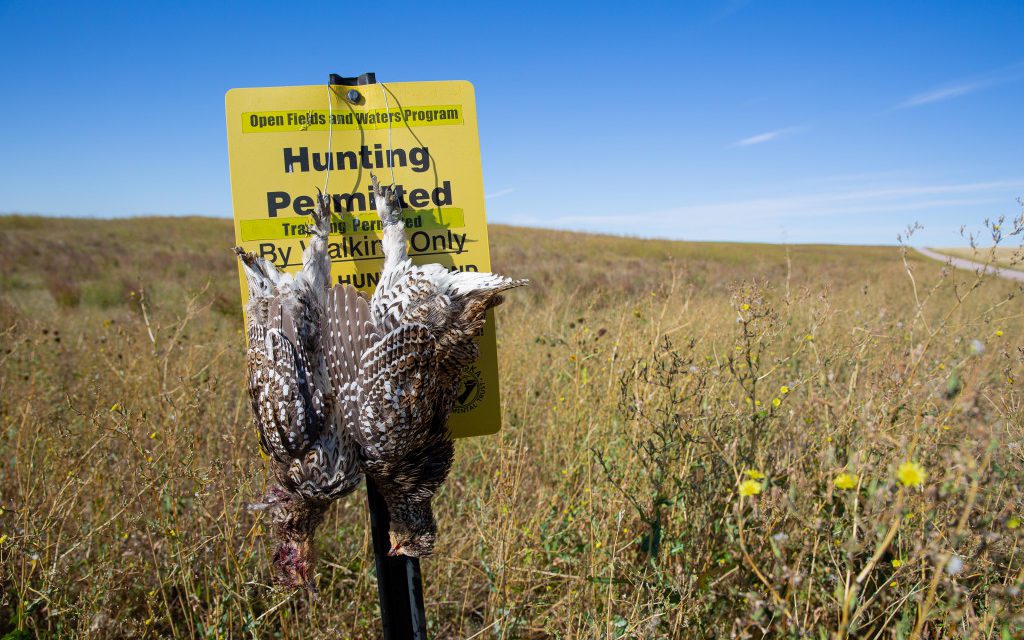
[453,366,485,414]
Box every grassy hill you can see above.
[1,216,1022,638]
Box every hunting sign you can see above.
[225,80,502,437]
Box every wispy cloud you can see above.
[732,126,803,147]
[485,187,514,200]
[500,178,1024,244]
[897,62,1024,108]
[898,80,995,108]
[566,179,1023,224]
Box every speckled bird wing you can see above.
[355,323,438,462]
[245,296,326,466]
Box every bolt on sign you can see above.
[225,80,502,437]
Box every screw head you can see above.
[346,89,361,103]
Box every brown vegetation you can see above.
[1,213,1023,638]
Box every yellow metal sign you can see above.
[225,80,501,437]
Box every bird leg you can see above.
[371,173,408,270]
[298,189,332,293]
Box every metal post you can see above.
[367,476,428,639]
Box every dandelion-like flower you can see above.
[833,473,858,490]
[897,461,927,487]
[780,385,789,394]
[891,559,903,568]
[744,469,765,480]
[772,397,781,408]
[738,479,763,496]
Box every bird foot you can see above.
[310,189,331,239]
[233,246,259,265]
[370,174,403,226]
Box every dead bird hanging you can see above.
[235,195,362,590]
[235,178,526,588]
[355,175,527,557]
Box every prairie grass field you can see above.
[1,213,1024,638]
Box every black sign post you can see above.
[366,476,428,639]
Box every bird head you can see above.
[387,501,437,557]
[272,538,318,592]
[250,486,327,592]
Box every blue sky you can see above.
[1,0,1022,245]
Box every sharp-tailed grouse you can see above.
[351,175,527,557]
[235,192,363,590]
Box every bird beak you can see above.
[387,544,401,557]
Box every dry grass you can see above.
[1,211,1023,638]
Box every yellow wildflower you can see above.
[1007,517,1020,530]
[889,580,898,588]
[780,385,789,394]
[110,402,121,412]
[741,303,750,311]
[897,461,927,487]
[744,469,765,480]
[892,559,903,568]
[995,330,1004,338]
[805,334,814,341]
[772,397,781,408]
[0,534,7,545]
[738,480,763,496]
[833,473,858,490]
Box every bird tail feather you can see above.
[324,285,379,429]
